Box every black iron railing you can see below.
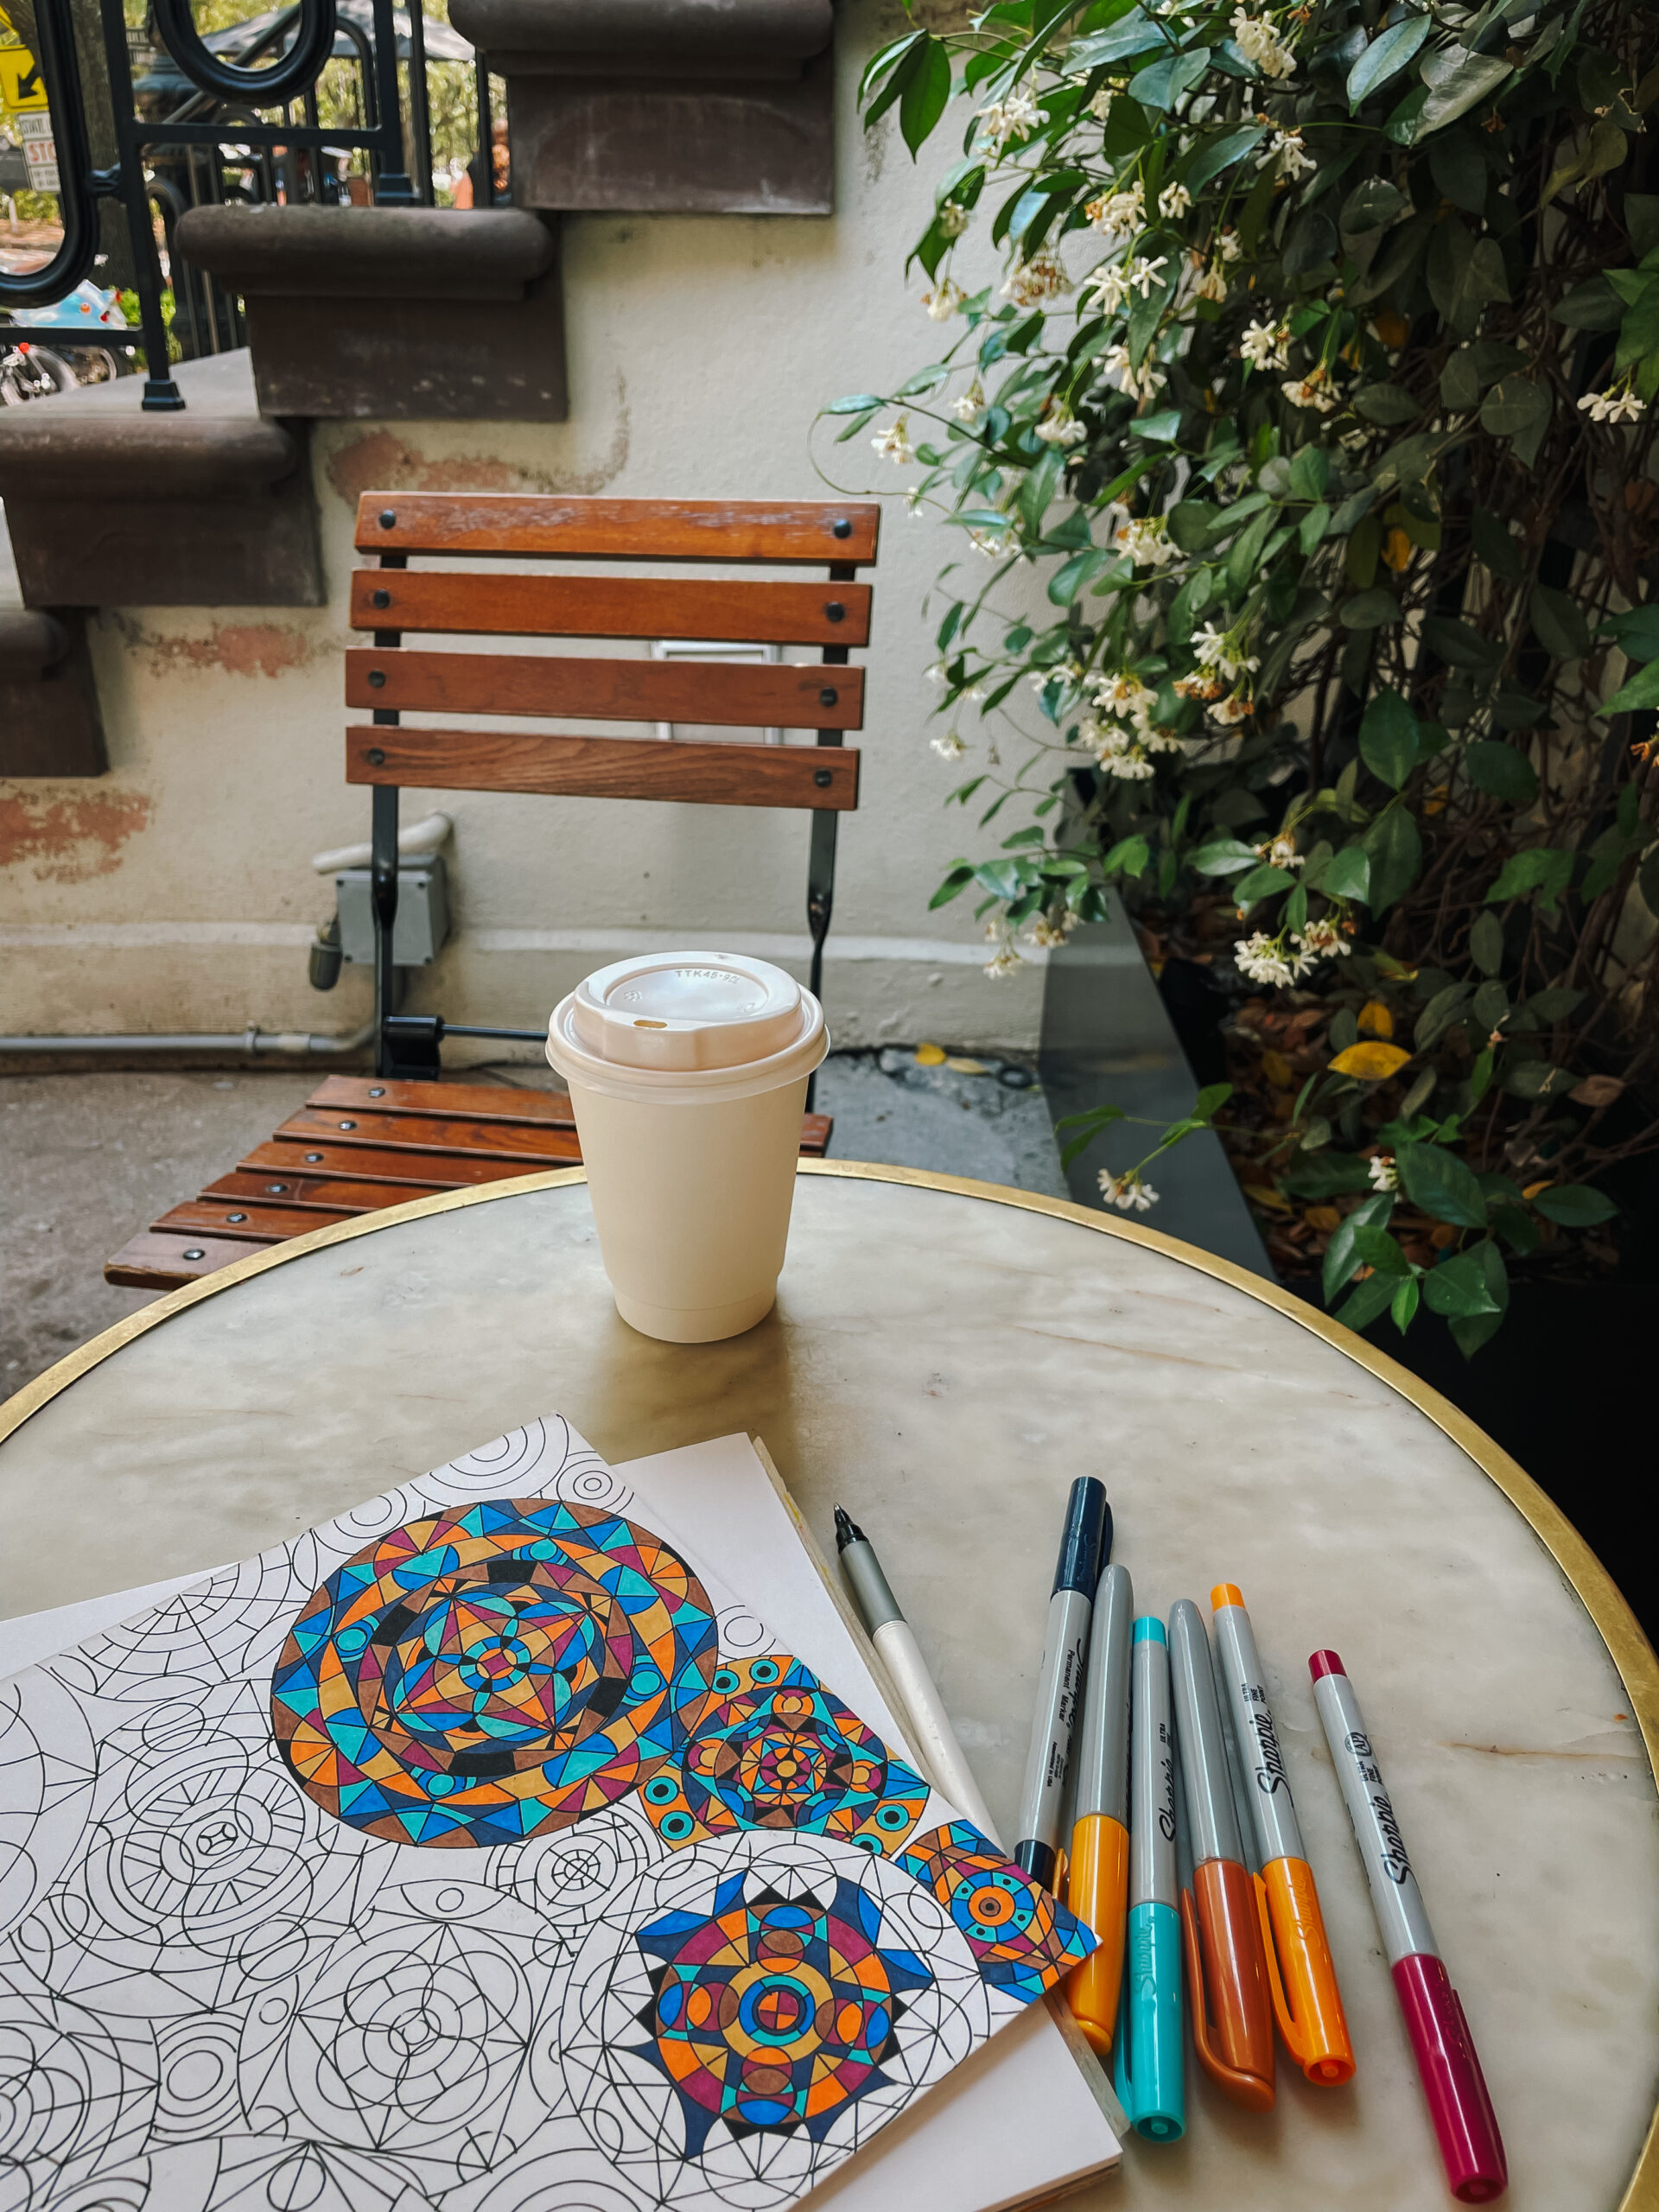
[0,0,486,409]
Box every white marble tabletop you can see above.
[3,1164,1656,2212]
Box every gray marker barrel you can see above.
[1212,1594,1305,1867]
[1014,1478,1108,1887]
[1074,1563,1134,1827]
[1130,1618,1177,1910]
[1168,1599,1244,1872]
[1311,1656,1439,1967]
[837,1531,903,1635]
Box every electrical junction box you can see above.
[335,859,449,966]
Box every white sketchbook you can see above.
[0,1418,1120,2212]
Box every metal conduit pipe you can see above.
[0,1020,377,1059]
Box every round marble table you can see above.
[3,1163,1656,2212]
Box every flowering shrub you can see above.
[820,0,1659,1354]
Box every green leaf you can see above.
[1335,1271,1405,1331]
[1048,547,1109,604]
[1525,985,1583,1020]
[1501,1057,1571,1098]
[1485,846,1574,909]
[1465,741,1539,804]
[1417,46,1513,138]
[1185,124,1269,193]
[1422,1248,1502,1316]
[1354,383,1421,425]
[1600,658,1659,716]
[1346,12,1432,108]
[1429,130,1489,215]
[1283,1149,1376,1199]
[826,393,886,415]
[1066,10,1166,68]
[1398,1140,1488,1227]
[899,36,952,155]
[1320,844,1372,900]
[1530,1183,1618,1225]
[1480,375,1553,467]
[1448,1242,1509,1357]
[1363,805,1422,912]
[1359,689,1419,789]
[1390,1274,1421,1332]
[1530,586,1592,661]
[1427,223,1510,334]
[1422,614,1500,669]
[1352,1223,1414,1275]
[1341,175,1409,231]
[1415,979,1474,1048]
[1468,910,1505,974]
[1102,832,1151,876]
[1232,862,1298,906]
[1471,506,1522,580]
[929,864,976,909]
[1553,275,1623,331]
[1128,44,1211,110]
[1603,603,1659,663]
[1323,1191,1395,1300]
[1440,350,1482,411]
[1130,407,1185,442]
[1189,837,1262,876]
[1057,1103,1128,1168]
[1342,588,1402,631]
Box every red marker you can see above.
[1310,1651,1506,2203]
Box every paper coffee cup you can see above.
[545,950,829,1343]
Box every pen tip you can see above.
[833,1504,864,1553]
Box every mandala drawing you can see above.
[637,1656,930,1857]
[0,1418,1096,2212]
[270,1498,720,1848]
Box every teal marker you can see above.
[1113,1616,1185,2142]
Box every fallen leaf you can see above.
[1570,1074,1624,1108]
[945,1056,988,1074]
[1383,528,1414,572]
[1430,1223,1458,1248]
[1245,1185,1294,1211]
[914,1043,947,1065]
[1306,1205,1343,1232]
[1522,1179,1553,1200]
[1357,999,1395,1039]
[1261,1048,1294,1087]
[1328,1041,1412,1079]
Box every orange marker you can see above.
[1065,1564,1133,2052]
[1169,1599,1275,2111]
[1211,1584,1356,2087]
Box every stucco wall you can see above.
[0,0,1051,1057]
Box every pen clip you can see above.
[1179,1885,1274,2110]
[1252,1870,1304,2065]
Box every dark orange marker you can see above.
[1168,1599,1275,2112]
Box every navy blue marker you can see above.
[1013,1477,1109,1888]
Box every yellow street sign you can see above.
[0,47,48,113]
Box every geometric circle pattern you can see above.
[637,1658,929,1859]
[629,1864,933,2157]
[893,1821,1095,1999]
[270,1500,720,1848]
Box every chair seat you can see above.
[105,1074,832,1291]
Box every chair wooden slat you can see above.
[354,494,880,565]
[151,1200,347,1244]
[347,728,859,810]
[237,1139,554,1189]
[201,1166,454,1214]
[348,573,873,648]
[105,1231,273,1290]
[276,1105,583,1165]
[345,649,864,730]
[308,1075,577,1127]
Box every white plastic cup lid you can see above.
[563,951,810,1072]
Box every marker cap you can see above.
[1052,1478,1109,1598]
[1211,1582,1244,1610]
[1308,1649,1345,1681]
[1134,1616,1166,1647]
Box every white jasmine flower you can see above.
[1034,399,1088,447]
[922,278,966,321]
[1159,181,1193,219]
[1231,8,1297,78]
[872,415,914,464]
[1126,253,1169,296]
[1028,911,1079,948]
[1195,260,1229,303]
[1085,181,1146,241]
[905,485,925,513]
[1368,1154,1400,1191]
[982,923,1024,977]
[1212,692,1253,725]
[1257,833,1302,869]
[1217,227,1244,262]
[1262,126,1317,180]
[968,528,1006,559]
[1282,373,1338,414]
[964,683,988,702]
[1236,931,1297,987]
[975,88,1041,151]
[1099,1167,1160,1211]
[938,202,970,238]
[1002,252,1071,308]
[1239,316,1289,370]
[931,729,967,760]
[1085,261,1134,315]
[1088,85,1118,118]
[1580,384,1644,423]
[1115,514,1178,567]
[951,377,987,423]
[1102,343,1166,402]
[1173,672,1224,701]
[1194,622,1260,680]
[1294,918,1351,960]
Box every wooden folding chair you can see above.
[105,491,874,1291]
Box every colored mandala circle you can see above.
[631,1865,932,2154]
[894,1821,1095,1999]
[638,1656,930,1857]
[270,1499,719,1847]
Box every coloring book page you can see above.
[0,1415,1095,2211]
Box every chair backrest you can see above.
[345,493,879,814]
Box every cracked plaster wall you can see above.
[0,0,1048,1053]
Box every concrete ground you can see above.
[1,1049,1067,1402]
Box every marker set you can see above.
[1014,1481,1507,2204]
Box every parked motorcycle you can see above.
[0,281,131,402]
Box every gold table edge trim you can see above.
[5,1158,1656,2209]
